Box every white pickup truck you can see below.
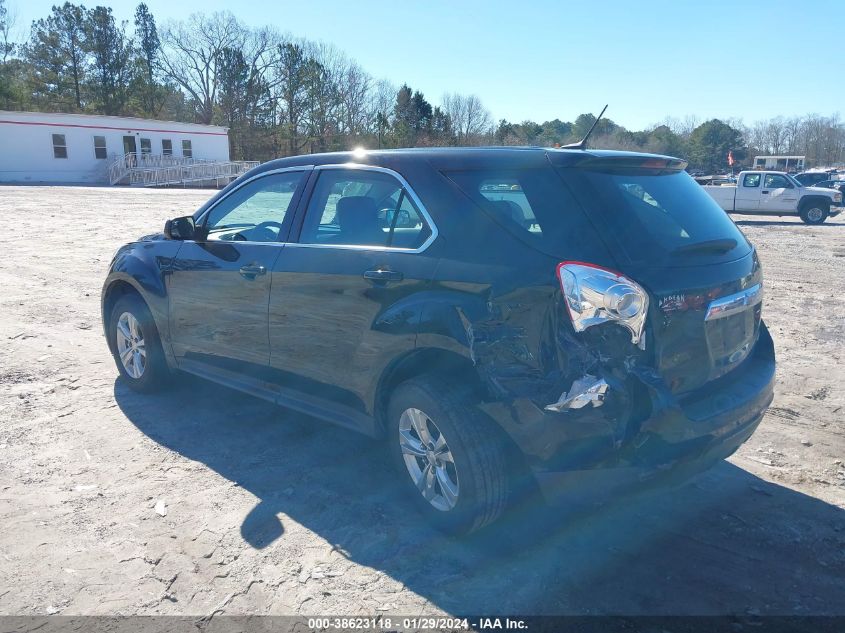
[702,170,842,224]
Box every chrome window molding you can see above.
[705,283,763,321]
[196,165,315,231]
[287,163,439,254]
[191,162,439,253]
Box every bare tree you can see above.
[368,78,395,147]
[158,11,246,124]
[302,42,344,151]
[783,116,802,154]
[660,114,701,139]
[337,59,371,141]
[747,114,845,166]
[764,117,786,155]
[748,120,767,154]
[239,26,281,121]
[442,92,492,145]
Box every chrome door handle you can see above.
[363,269,403,284]
[239,264,267,279]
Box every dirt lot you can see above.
[0,185,843,616]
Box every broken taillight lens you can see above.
[556,261,649,348]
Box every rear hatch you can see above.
[551,153,763,394]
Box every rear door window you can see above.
[298,168,432,249]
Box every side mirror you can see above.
[164,215,196,240]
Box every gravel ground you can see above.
[0,185,843,616]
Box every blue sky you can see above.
[9,0,843,130]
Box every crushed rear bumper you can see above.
[498,325,776,504]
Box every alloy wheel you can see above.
[806,207,824,222]
[115,311,146,379]
[398,407,460,511]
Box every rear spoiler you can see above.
[552,154,688,174]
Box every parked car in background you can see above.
[794,171,835,187]
[703,170,842,224]
[693,175,737,186]
[102,148,775,534]
[810,179,845,198]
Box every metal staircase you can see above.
[108,153,260,188]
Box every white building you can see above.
[0,111,230,184]
[753,155,805,171]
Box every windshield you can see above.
[787,174,803,188]
[557,168,751,266]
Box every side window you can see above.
[140,138,152,155]
[203,171,304,243]
[162,139,173,156]
[447,168,612,258]
[743,173,761,187]
[299,169,432,249]
[182,140,193,158]
[52,134,67,159]
[764,174,791,189]
[93,136,107,159]
[479,179,540,232]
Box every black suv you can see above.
[102,148,775,533]
[794,171,835,187]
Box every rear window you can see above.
[446,166,750,266]
[557,168,751,266]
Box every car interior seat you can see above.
[335,196,384,246]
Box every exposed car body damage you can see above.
[427,257,772,490]
[544,375,609,412]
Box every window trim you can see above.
[140,137,152,155]
[181,139,193,158]
[51,133,68,159]
[195,166,314,244]
[162,139,173,156]
[287,163,439,254]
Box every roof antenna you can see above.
[562,104,608,150]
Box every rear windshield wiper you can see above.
[671,238,737,255]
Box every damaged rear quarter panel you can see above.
[416,250,659,468]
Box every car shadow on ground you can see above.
[114,376,845,615]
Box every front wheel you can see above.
[800,203,829,224]
[388,376,511,534]
[109,294,170,392]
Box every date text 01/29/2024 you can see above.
[306,617,528,630]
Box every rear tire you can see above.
[387,376,510,534]
[800,202,829,224]
[109,294,170,393]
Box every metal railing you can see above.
[108,152,259,187]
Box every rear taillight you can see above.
[556,261,649,348]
